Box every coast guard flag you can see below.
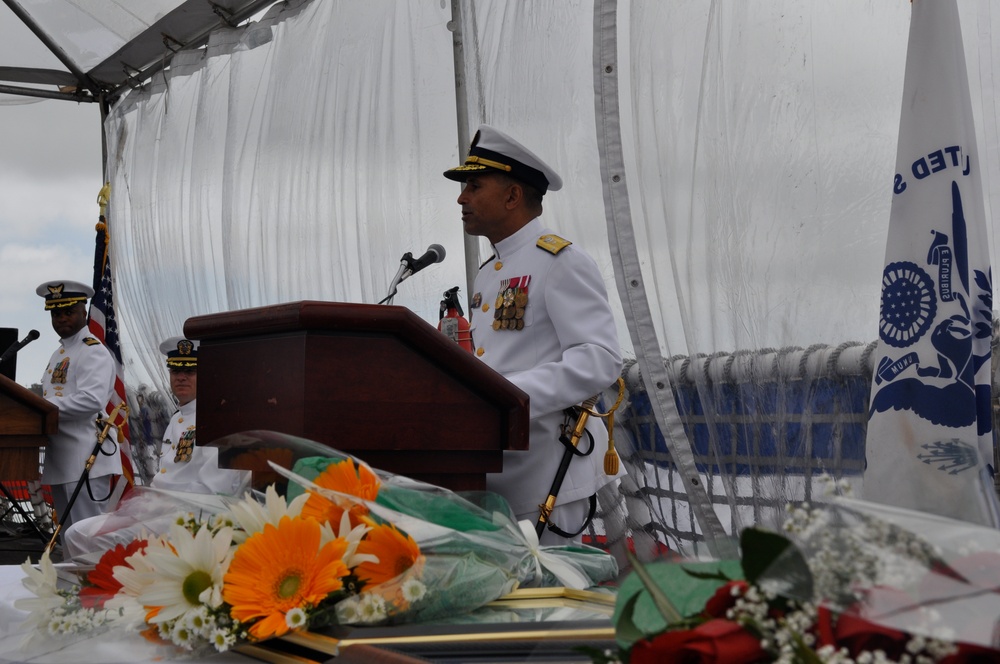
[864,0,999,527]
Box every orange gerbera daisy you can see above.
[300,458,381,528]
[80,539,148,609]
[354,523,421,589]
[223,515,350,640]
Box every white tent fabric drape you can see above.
[104,0,1000,552]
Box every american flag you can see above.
[88,209,136,490]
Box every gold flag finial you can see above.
[97,181,111,217]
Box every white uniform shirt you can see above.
[469,217,624,515]
[153,399,248,495]
[40,327,120,484]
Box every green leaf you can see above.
[612,553,743,649]
[680,567,732,581]
[626,550,682,625]
[740,528,793,583]
[740,527,813,598]
[612,592,647,648]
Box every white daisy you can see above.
[106,534,171,619]
[401,578,427,603]
[225,484,308,543]
[285,606,308,630]
[210,626,237,651]
[335,597,362,624]
[137,522,233,624]
[184,604,212,636]
[171,620,196,649]
[319,511,375,567]
[357,593,387,623]
[15,553,64,615]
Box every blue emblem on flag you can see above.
[878,261,936,348]
[869,183,992,435]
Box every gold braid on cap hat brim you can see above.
[464,155,513,172]
[167,358,198,368]
[44,296,88,311]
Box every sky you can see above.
[0,7,104,386]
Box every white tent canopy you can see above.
[5,0,1000,551]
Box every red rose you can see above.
[703,580,749,618]
[833,611,909,659]
[629,619,768,664]
[832,587,913,660]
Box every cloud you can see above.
[0,93,102,385]
[0,241,93,386]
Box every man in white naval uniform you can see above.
[444,126,624,545]
[37,280,121,530]
[63,336,248,559]
[152,336,247,494]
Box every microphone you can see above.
[379,244,447,305]
[0,329,40,366]
[407,244,446,274]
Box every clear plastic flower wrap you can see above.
[0,430,618,662]
[758,496,1000,652]
[609,490,1000,663]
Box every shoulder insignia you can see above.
[83,337,101,346]
[478,254,497,270]
[536,234,571,255]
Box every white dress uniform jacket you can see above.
[40,326,121,484]
[154,399,248,495]
[470,217,624,517]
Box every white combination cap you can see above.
[159,336,199,369]
[444,125,563,193]
[36,280,93,310]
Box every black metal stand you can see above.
[0,482,49,543]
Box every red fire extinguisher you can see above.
[438,286,473,353]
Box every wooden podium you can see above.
[0,375,55,481]
[185,301,529,491]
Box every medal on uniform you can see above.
[52,358,69,384]
[494,278,510,325]
[493,276,530,331]
[174,430,195,463]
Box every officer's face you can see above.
[169,368,197,406]
[457,173,515,243]
[50,303,88,339]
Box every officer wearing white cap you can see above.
[152,335,245,493]
[445,126,624,545]
[36,280,121,530]
[62,336,249,559]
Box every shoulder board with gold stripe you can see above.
[83,337,101,346]
[536,234,571,255]
[478,254,496,269]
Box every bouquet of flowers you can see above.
[600,491,1000,663]
[1,431,617,662]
